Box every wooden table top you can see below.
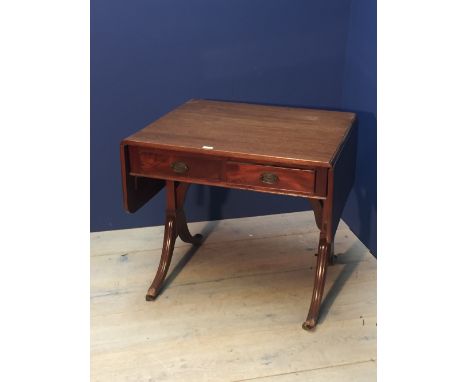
[123,99,356,168]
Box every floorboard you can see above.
[91,211,376,381]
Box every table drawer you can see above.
[225,162,315,195]
[128,146,222,181]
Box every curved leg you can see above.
[310,199,323,231]
[146,181,202,301]
[175,183,202,245]
[310,199,336,265]
[177,209,203,245]
[146,214,177,300]
[302,237,330,330]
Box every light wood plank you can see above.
[92,311,376,382]
[233,360,376,382]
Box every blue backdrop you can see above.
[91,0,377,255]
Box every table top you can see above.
[123,99,356,168]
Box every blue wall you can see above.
[91,0,376,254]
[340,0,377,255]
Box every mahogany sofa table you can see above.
[120,99,357,330]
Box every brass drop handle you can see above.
[260,172,279,185]
[171,161,188,174]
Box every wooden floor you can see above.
[91,211,376,382]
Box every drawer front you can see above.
[225,162,315,195]
[129,146,222,181]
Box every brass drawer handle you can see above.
[260,172,279,185]
[171,161,188,174]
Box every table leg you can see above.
[175,183,203,245]
[310,199,336,265]
[146,181,202,301]
[310,199,323,231]
[302,236,331,330]
[303,197,336,330]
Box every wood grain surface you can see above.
[225,162,316,196]
[123,99,356,167]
